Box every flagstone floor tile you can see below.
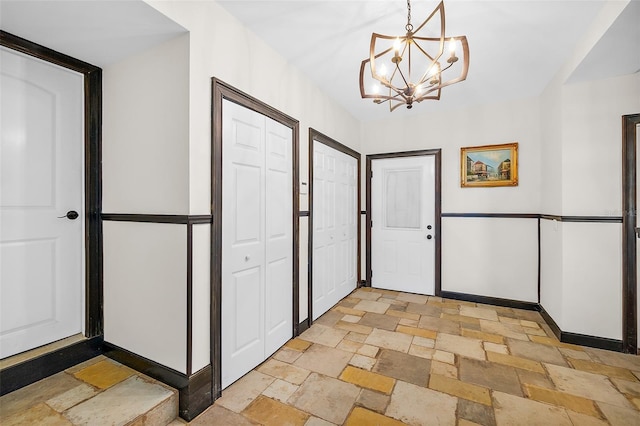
[216,370,276,413]
[507,338,568,367]
[356,388,390,413]
[289,373,359,424]
[545,363,635,409]
[436,333,486,360]
[386,380,458,426]
[372,349,431,386]
[258,359,311,385]
[492,391,573,426]
[242,395,309,426]
[353,299,390,314]
[64,376,174,426]
[358,312,400,331]
[2,402,72,426]
[293,344,351,378]
[597,401,640,426]
[6,288,640,426]
[364,328,413,353]
[457,398,496,426]
[262,379,299,403]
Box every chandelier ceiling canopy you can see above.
[359,0,470,111]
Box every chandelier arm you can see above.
[411,1,445,37]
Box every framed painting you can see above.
[461,142,518,187]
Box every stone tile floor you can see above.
[3,288,640,425]
[0,355,180,425]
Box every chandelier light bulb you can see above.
[449,38,456,54]
[393,37,402,54]
[379,63,388,78]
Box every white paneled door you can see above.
[371,156,435,295]
[0,47,85,358]
[312,141,358,320]
[221,100,292,389]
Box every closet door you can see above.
[264,118,293,356]
[221,99,292,389]
[312,141,358,320]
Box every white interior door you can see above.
[371,156,435,294]
[0,47,85,359]
[221,100,292,389]
[312,141,358,320]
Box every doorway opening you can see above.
[366,149,441,295]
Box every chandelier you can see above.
[359,0,469,111]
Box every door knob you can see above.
[58,210,79,220]
[426,235,433,240]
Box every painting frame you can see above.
[461,142,518,187]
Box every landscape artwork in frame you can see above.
[461,142,518,187]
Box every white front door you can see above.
[0,47,85,359]
[221,100,292,389]
[312,141,358,320]
[371,156,435,294]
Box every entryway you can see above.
[366,150,441,295]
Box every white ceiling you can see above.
[1,0,636,122]
[218,0,639,121]
[0,0,186,68]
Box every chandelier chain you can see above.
[405,0,413,32]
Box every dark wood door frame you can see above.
[622,113,640,354]
[0,31,103,394]
[308,128,361,327]
[365,149,442,294]
[211,78,300,399]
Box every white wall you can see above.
[538,72,640,339]
[442,217,538,302]
[562,222,622,339]
[102,33,192,371]
[104,222,187,373]
[103,33,189,214]
[561,73,640,216]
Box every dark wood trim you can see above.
[365,149,442,294]
[308,128,362,324]
[441,291,540,312]
[211,78,300,400]
[540,214,623,223]
[437,293,624,352]
[186,224,193,376]
[622,113,640,354]
[0,32,104,347]
[539,306,562,340]
[561,332,623,352]
[101,213,212,224]
[103,342,212,421]
[0,337,103,396]
[298,320,310,334]
[299,211,310,217]
[537,217,541,304]
[443,213,539,219]
[443,213,623,222]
